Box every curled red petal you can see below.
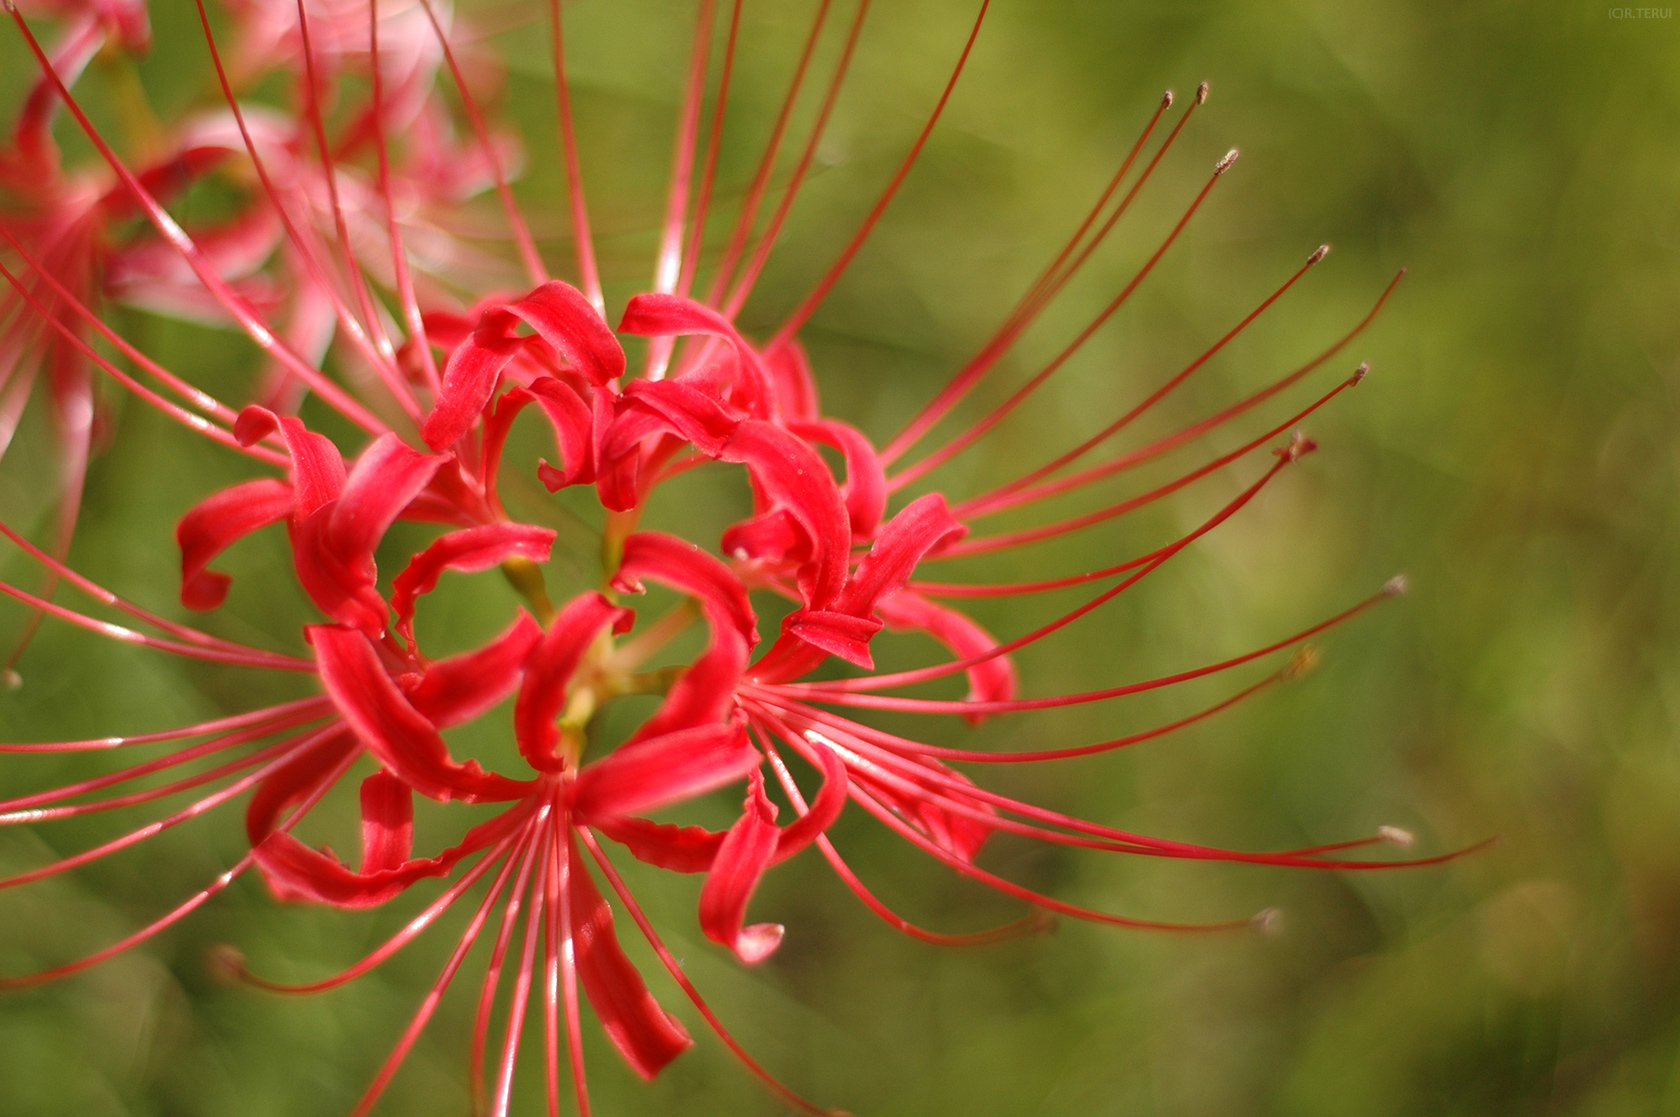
[697,769,784,964]
[505,280,625,387]
[719,419,850,609]
[235,407,345,517]
[781,609,883,669]
[254,803,526,909]
[615,532,756,742]
[244,727,359,847]
[878,590,1017,724]
[422,330,521,450]
[572,722,759,821]
[290,506,389,635]
[789,418,887,541]
[616,532,757,644]
[512,593,626,772]
[772,740,848,862]
[391,522,555,647]
[618,292,772,414]
[310,624,530,803]
[567,832,693,1078]
[592,816,726,874]
[359,770,415,874]
[327,434,446,561]
[176,478,292,610]
[525,378,598,490]
[765,338,820,422]
[288,435,446,635]
[839,493,967,616]
[612,378,741,458]
[719,508,804,568]
[405,612,543,729]
[755,494,966,681]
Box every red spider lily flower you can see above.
[0,0,1482,1111]
[0,398,835,1114]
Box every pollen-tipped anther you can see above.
[1378,825,1416,848]
[1308,244,1331,264]
[1252,907,1282,935]
[1161,89,1174,109]
[1273,429,1318,462]
[2,669,19,691]
[1215,148,1239,175]
[1195,81,1210,104]
[1383,574,1410,597]
[1348,361,1371,387]
[1283,645,1321,682]
[206,944,246,985]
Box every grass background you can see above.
[1,0,1678,1114]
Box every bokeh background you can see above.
[1,0,1678,1114]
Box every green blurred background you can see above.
[2,0,1678,1113]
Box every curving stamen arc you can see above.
[887,147,1239,493]
[962,272,1405,518]
[759,729,1053,945]
[754,578,1398,707]
[576,825,837,1116]
[414,0,547,287]
[768,0,993,347]
[879,85,1198,467]
[6,5,389,436]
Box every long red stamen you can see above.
[0,727,334,890]
[768,0,992,346]
[7,5,389,435]
[676,0,744,303]
[576,825,836,1116]
[0,730,355,988]
[887,148,1239,492]
[645,0,720,380]
[189,0,402,392]
[552,809,590,1117]
[368,0,440,394]
[698,0,833,314]
[547,0,602,312]
[0,260,283,464]
[291,0,410,410]
[233,811,536,995]
[0,731,305,819]
[758,454,1297,696]
[0,220,258,430]
[716,0,871,321]
[760,576,1400,701]
[962,273,1404,517]
[345,833,531,1117]
[0,576,316,670]
[847,780,1262,932]
[0,696,332,753]
[878,86,1196,466]
[846,725,1485,871]
[914,440,1292,598]
[938,380,1355,559]
[653,0,717,300]
[0,517,298,658]
[491,828,550,1117]
[810,667,1283,764]
[414,0,547,287]
[471,812,548,1113]
[759,733,1051,945]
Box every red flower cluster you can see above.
[0,0,1473,1112]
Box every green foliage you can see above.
[1,1,1676,1113]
